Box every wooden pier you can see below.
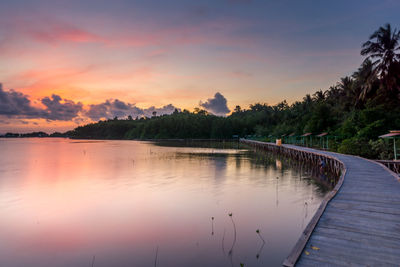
[241,139,400,266]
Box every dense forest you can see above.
[69,24,400,159]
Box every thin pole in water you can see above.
[154,246,159,267]
[394,138,397,160]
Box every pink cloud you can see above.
[8,15,253,49]
[33,25,101,44]
[12,18,104,45]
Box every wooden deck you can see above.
[241,140,400,266]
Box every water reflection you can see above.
[0,138,331,267]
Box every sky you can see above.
[1,0,400,133]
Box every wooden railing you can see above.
[375,160,400,175]
[240,139,344,178]
[240,139,346,267]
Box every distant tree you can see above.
[128,115,133,120]
[312,90,326,102]
[352,60,378,102]
[336,76,357,108]
[279,100,289,111]
[338,77,353,95]
[152,111,157,117]
[198,109,208,115]
[249,103,267,112]
[234,105,242,113]
[325,85,344,101]
[303,94,312,104]
[193,107,208,115]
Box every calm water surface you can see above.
[0,138,329,267]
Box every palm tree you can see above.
[325,84,345,101]
[312,90,326,102]
[352,60,378,102]
[337,76,358,108]
[361,24,400,97]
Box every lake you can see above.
[0,138,329,267]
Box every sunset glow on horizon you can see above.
[1,0,399,133]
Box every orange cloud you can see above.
[4,61,156,101]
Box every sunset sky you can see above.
[1,0,400,133]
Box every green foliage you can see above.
[338,112,359,139]
[369,139,394,160]
[338,138,373,158]
[69,94,399,159]
[304,103,336,133]
[338,137,396,159]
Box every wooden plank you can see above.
[299,246,398,267]
[328,200,400,215]
[339,182,399,190]
[309,233,400,257]
[316,223,400,242]
[325,206,400,223]
[318,214,400,238]
[313,226,400,250]
[304,235,400,265]
[296,254,356,267]
[333,194,400,205]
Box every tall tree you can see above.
[361,24,400,98]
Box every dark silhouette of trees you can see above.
[233,105,242,113]
[361,23,400,101]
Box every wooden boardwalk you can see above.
[242,140,400,266]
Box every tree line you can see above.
[69,24,400,159]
